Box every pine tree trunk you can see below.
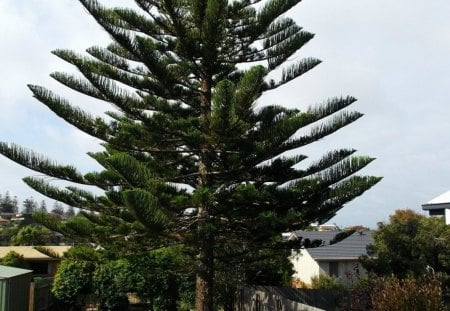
[195,232,214,311]
[195,78,214,310]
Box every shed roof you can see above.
[0,246,71,260]
[0,265,32,279]
[306,231,373,261]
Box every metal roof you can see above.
[306,231,374,261]
[0,265,32,279]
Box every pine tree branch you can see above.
[0,143,86,183]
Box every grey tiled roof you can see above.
[307,231,374,261]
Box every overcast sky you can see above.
[1,0,450,228]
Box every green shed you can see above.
[0,265,32,311]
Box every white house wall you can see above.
[291,250,323,285]
[291,251,368,287]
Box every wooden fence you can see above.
[234,285,351,311]
[29,277,54,311]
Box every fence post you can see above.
[29,282,35,311]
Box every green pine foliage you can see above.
[0,1,381,308]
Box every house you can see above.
[290,230,373,287]
[0,217,9,227]
[422,191,450,225]
[315,224,340,232]
[0,246,71,277]
[0,213,33,227]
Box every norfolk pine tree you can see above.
[0,1,381,309]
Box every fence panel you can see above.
[30,278,54,311]
[234,285,351,311]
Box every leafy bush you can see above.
[0,251,29,269]
[11,225,50,245]
[340,274,446,311]
[50,245,195,310]
[93,260,129,311]
[121,251,180,310]
[52,246,101,309]
[63,245,103,262]
[52,260,96,307]
[310,274,344,290]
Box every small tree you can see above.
[50,202,65,218]
[361,210,450,304]
[361,209,425,277]
[0,191,18,214]
[64,206,76,219]
[38,200,48,213]
[361,210,450,277]
[22,197,38,214]
[415,217,450,285]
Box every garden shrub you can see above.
[121,251,179,310]
[52,260,96,307]
[0,251,29,269]
[371,275,446,311]
[51,245,101,309]
[310,274,344,290]
[93,260,129,311]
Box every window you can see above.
[29,262,49,275]
[329,262,339,277]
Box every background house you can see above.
[290,230,373,287]
[422,191,450,225]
